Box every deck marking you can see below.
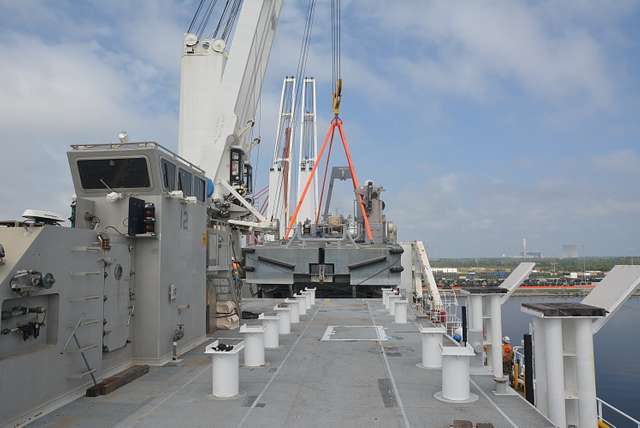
[114,364,211,428]
[235,305,320,428]
[366,301,411,428]
[469,377,519,428]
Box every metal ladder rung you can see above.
[68,295,101,303]
[69,344,98,353]
[66,319,99,328]
[69,368,97,379]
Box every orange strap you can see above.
[285,117,373,241]
[285,120,337,238]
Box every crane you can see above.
[178,0,283,229]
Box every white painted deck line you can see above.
[366,301,411,428]
[235,305,321,428]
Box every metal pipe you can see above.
[544,318,566,428]
[533,318,549,416]
[575,318,598,428]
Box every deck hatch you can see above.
[321,325,387,341]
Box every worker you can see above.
[502,336,514,377]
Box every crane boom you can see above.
[178,0,283,200]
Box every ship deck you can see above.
[33,299,553,428]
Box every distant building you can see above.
[432,267,458,274]
[562,244,578,258]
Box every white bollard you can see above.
[273,305,291,334]
[381,288,392,308]
[418,326,446,369]
[239,324,265,367]
[435,345,478,403]
[259,313,280,349]
[394,299,408,324]
[305,287,317,306]
[284,299,300,324]
[205,340,244,398]
[294,293,307,316]
[388,294,400,315]
[301,290,312,310]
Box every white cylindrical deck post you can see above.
[532,318,548,416]
[274,305,291,334]
[544,318,566,428]
[469,295,483,331]
[240,324,265,367]
[259,314,280,349]
[381,288,392,308]
[490,294,504,379]
[388,294,400,315]
[205,340,244,399]
[294,294,307,316]
[394,300,408,324]
[284,299,300,324]
[302,291,312,309]
[575,318,598,428]
[435,345,477,403]
[305,287,316,306]
[418,326,445,369]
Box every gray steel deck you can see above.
[32,299,553,428]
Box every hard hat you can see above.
[503,336,511,344]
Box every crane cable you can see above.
[331,0,342,116]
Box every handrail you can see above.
[597,397,640,428]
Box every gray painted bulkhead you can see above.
[0,143,207,425]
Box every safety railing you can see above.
[597,397,640,428]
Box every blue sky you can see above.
[1,0,639,257]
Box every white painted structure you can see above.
[268,76,296,237]
[205,340,244,398]
[301,290,312,309]
[274,305,291,335]
[387,294,400,316]
[259,313,280,349]
[284,298,300,323]
[435,345,477,403]
[526,265,640,427]
[305,287,317,306]
[239,324,265,367]
[294,293,307,316]
[418,326,446,369]
[296,78,318,224]
[178,0,283,201]
[394,300,408,324]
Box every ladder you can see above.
[62,318,98,386]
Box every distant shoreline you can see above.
[511,287,640,297]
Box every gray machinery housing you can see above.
[244,181,403,298]
[0,142,207,426]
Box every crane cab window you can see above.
[194,177,206,202]
[161,159,177,191]
[178,169,192,196]
[77,158,150,189]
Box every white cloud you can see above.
[593,149,640,174]
[362,0,618,108]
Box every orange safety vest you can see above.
[503,343,513,361]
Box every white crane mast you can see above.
[178,0,283,201]
[267,76,296,237]
[296,77,318,224]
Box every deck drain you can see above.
[321,325,387,341]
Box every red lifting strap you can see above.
[285,117,373,241]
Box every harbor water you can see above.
[501,295,640,426]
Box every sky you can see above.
[1,0,640,257]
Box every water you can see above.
[501,296,640,425]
